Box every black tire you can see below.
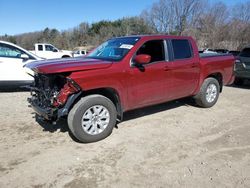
[234,77,244,86]
[194,77,220,108]
[68,95,117,143]
[62,55,70,58]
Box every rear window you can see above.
[240,48,250,57]
[172,39,192,60]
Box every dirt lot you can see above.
[0,84,250,188]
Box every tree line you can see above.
[1,0,250,51]
[0,17,154,50]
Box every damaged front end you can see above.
[27,73,82,121]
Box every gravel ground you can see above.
[0,84,250,188]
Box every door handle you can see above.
[191,64,198,68]
[164,66,172,71]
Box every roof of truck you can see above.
[114,34,192,39]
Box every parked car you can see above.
[203,48,217,53]
[234,46,250,85]
[213,49,229,54]
[0,41,42,88]
[30,43,72,59]
[229,50,240,57]
[26,35,235,143]
[72,50,87,57]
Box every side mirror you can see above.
[134,54,151,64]
[53,48,58,52]
[20,54,29,60]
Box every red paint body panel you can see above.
[26,58,112,74]
[27,35,235,112]
[199,55,235,88]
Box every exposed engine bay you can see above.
[28,73,81,120]
[31,74,67,108]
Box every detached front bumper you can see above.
[28,98,57,120]
[28,92,82,121]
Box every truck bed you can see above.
[199,53,235,85]
[199,53,232,58]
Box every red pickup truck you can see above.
[26,35,235,143]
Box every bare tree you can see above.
[232,1,250,23]
[2,1,250,51]
[193,2,229,48]
[141,0,174,33]
[170,0,205,35]
[141,0,204,35]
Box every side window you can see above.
[38,45,43,51]
[0,43,23,58]
[136,40,165,63]
[172,39,192,60]
[45,45,54,51]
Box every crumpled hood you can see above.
[25,57,113,74]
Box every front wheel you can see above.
[194,77,220,108]
[68,95,117,143]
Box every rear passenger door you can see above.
[168,39,200,98]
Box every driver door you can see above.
[127,40,173,109]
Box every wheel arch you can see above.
[62,55,70,58]
[206,72,223,92]
[72,88,123,121]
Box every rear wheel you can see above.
[194,77,220,108]
[68,95,117,143]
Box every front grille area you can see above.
[29,73,67,109]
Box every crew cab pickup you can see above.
[30,43,72,59]
[26,35,235,143]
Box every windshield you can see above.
[87,37,140,61]
[240,48,250,57]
